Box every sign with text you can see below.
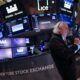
[0,0,25,19]
[0,54,62,80]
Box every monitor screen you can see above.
[59,0,74,14]
[5,16,31,36]
[64,0,73,9]
[32,13,58,31]
[0,38,11,48]
[0,0,13,6]
[59,14,74,28]
[0,48,12,60]
[11,38,26,47]
[21,0,59,14]
[0,0,25,19]
[12,47,28,57]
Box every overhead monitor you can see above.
[5,16,31,36]
[0,0,26,19]
[0,38,11,48]
[59,0,74,14]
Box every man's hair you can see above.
[53,21,68,34]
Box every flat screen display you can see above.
[31,13,58,31]
[5,16,31,36]
[0,38,11,48]
[12,47,28,57]
[59,0,74,14]
[11,38,26,47]
[0,0,25,19]
[0,48,12,60]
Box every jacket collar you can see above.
[52,33,62,40]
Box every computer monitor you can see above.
[64,0,73,9]
[59,0,74,14]
[0,48,12,60]
[0,38,11,48]
[31,13,58,31]
[5,16,31,36]
[12,47,28,58]
[0,0,26,19]
[11,38,26,47]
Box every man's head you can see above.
[53,21,69,40]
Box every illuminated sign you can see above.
[37,0,49,11]
[0,40,7,44]
[37,0,56,11]
[17,47,24,53]
[0,0,25,19]
[37,0,55,11]
[64,1,72,9]
[6,4,18,14]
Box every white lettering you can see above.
[0,40,7,44]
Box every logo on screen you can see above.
[37,0,49,11]
[64,1,72,9]
[6,4,18,14]
[0,40,7,44]
[17,47,24,53]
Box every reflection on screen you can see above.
[0,48,12,60]
[12,47,28,57]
